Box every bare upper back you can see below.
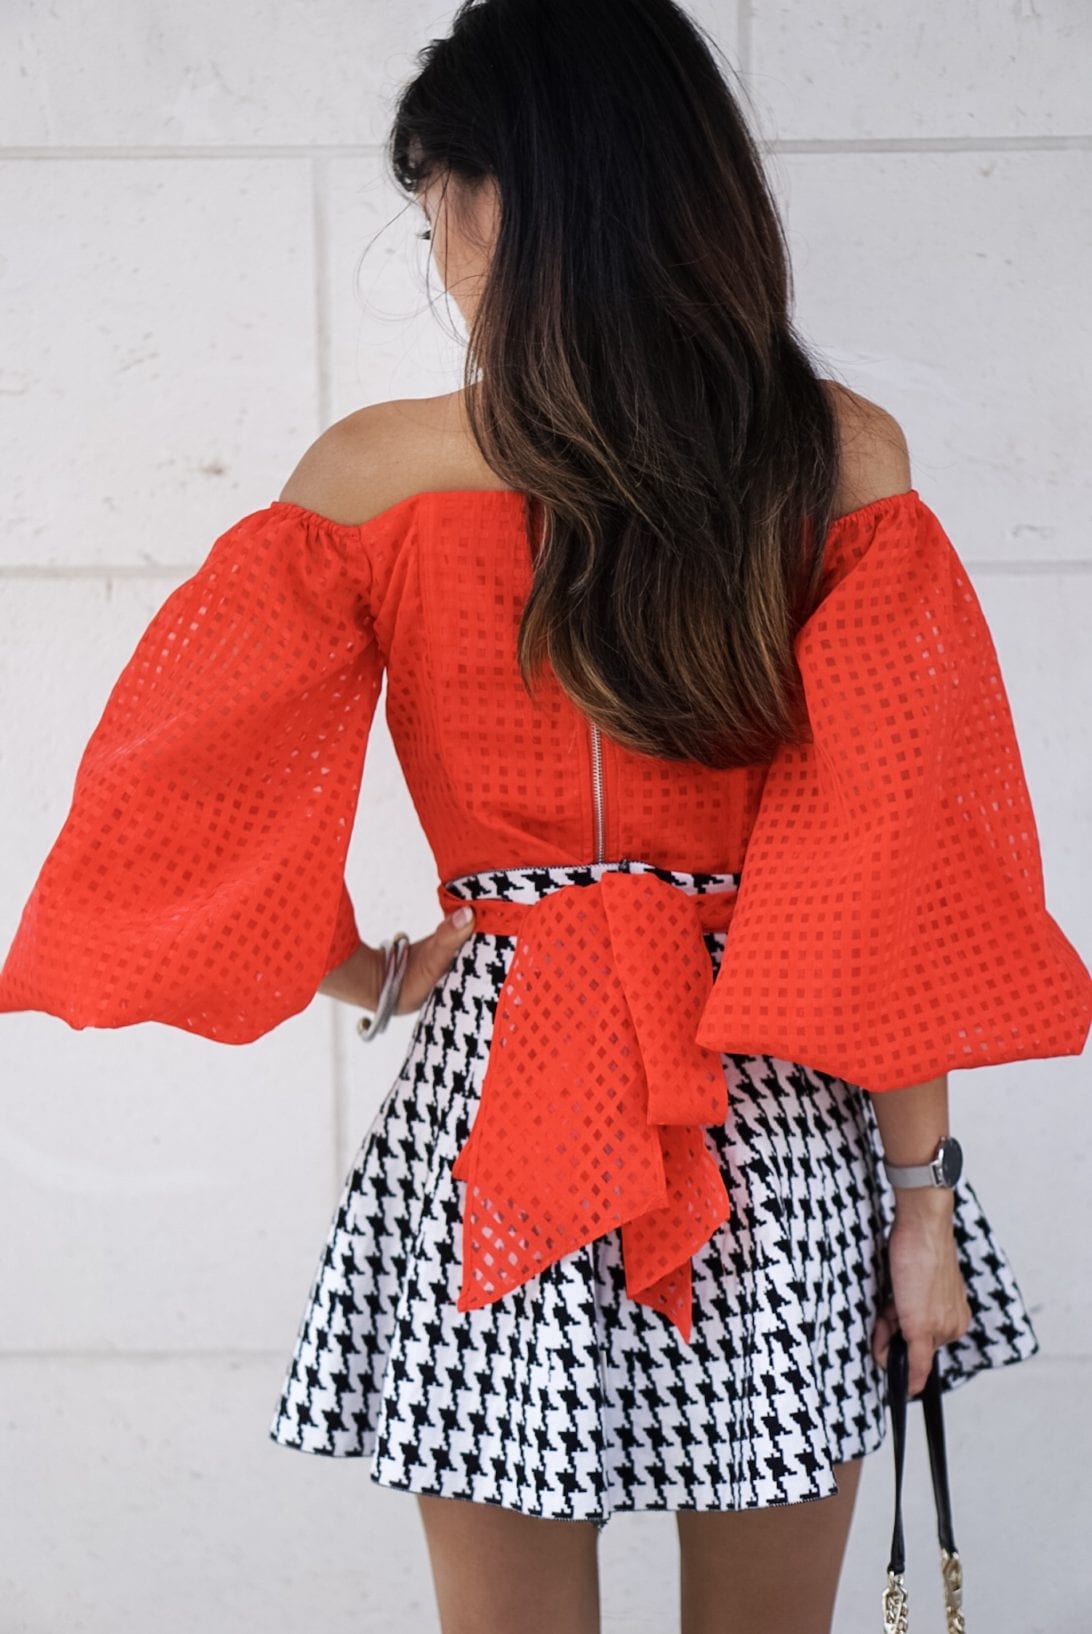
[277,388,514,526]
[278,380,912,529]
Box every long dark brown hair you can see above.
[387,0,844,768]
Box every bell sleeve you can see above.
[0,502,385,1044]
[694,491,1092,1091]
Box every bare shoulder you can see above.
[819,379,913,519]
[277,389,502,525]
[280,379,912,526]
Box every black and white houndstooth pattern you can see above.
[268,858,1040,1530]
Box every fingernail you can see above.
[450,906,474,928]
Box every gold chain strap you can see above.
[882,1569,909,1634]
[941,1547,965,1634]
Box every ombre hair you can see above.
[388,0,848,768]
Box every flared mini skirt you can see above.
[268,858,1040,1530]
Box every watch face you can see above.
[940,1136,963,1186]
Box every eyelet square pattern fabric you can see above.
[438,862,742,1344]
[0,504,396,1041]
[0,486,1088,1091]
[693,492,1092,1089]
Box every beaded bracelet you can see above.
[356,932,411,1041]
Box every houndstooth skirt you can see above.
[268,858,1040,1531]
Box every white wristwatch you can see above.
[883,1135,963,1190]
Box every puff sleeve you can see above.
[0,502,385,1044]
[694,491,1092,1091]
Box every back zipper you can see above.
[589,721,604,863]
[539,500,606,867]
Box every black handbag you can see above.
[883,1328,965,1633]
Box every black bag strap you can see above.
[886,1328,910,1577]
[920,1339,957,1556]
[884,1327,966,1633]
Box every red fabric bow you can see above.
[437,870,740,1344]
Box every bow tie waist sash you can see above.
[435,870,741,1345]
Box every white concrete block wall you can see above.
[0,3,1087,1630]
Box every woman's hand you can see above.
[390,906,477,1014]
[871,1191,973,1398]
[321,907,477,1017]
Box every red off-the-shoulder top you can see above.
[1,486,1088,1343]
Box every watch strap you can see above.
[883,1155,944,1188]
